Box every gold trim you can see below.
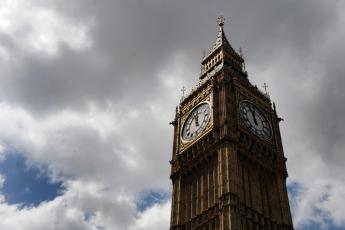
[179,94,213,152]
[181,101,212,143]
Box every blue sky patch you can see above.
[297,220,345,230]
[136,189,170,212]
[288,181,303,198]
[0,153,64,207]
[288,182,345,230]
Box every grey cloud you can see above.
[1,0,339,114]
[307,51,345,167]
[1,0,345,228]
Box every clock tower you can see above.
[169,17,294,230]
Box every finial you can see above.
[180,86,186,102]
[263,83,268,93]
[239,47,243,57]
[239,47,246,72]
[181,86,186,98]
[217,15,225,27]
[201,50,206,74]
[263,83,270,98]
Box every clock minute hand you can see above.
[195,113,199,127]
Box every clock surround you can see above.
[181,101,212,142]
[239,100,272,140]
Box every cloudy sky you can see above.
[0,0,345,229]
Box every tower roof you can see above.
[202,16,243,64]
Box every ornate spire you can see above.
[203,15,232,59]
[217,15,225,27]
[200,16,244,79]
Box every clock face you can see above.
[182,103,211,142]
[239,101,271,140]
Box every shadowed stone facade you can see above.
[169,17,294,230]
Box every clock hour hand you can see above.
[250,108,258,125]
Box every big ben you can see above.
[169,16,294,230]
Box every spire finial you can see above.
[263,83,270,98]
[239,47,243,57]
[180,86,186,102]
[239,47,246,71]
[217,15,225,28]
[181,86,186,97]
[263,83,268,93]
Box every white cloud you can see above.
[129,201,171,230]
[0,180,104,230]
[0,97,170,186]
[249,16,345,228]
[289,180,345,229]
[0,179,171,230]
[0,49,190,228]
[0,0,92,58]
[0,0,344,229]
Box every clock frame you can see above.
[235,83,275,144]
[239,100,272,140]
[179,92,213,152]
[181,102,211,142]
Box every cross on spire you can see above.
[263,83,268,93]
[217,15,225,27]
[201,15,244,79]
[181,86,186,97]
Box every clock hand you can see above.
[250,108,258,125]
[195,113,199,127]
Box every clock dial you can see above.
[182,103,211,142]
[239,101,271,140]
